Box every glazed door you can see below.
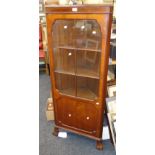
[52,19,102,100]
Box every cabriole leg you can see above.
[53,127,59,136]
[96,140,103,150]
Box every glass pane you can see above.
[52,20,74,47]
[53,20,76,96]
[77,77,99,100]
[53,48,75,75]
[76,51,100,79]
[75,20,101,100]
[55,73,75,96]
[53,20,75,74]
[73,20,102,50]
[52,20,101,50]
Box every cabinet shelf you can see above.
[59,87,97,100]
[54,69,75,76]
[77,67,99,79]
[55,68,99,79]
[58,46,101,52]
[77,87,97,100]
[59,88,75,97]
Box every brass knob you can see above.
[96,102,99,105]
[64,25,68,29]
[86,117,90,120]
[68,52,72,56]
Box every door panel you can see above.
[75,101,98,133]
[56,97,76,127]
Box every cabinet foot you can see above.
[53,127,59,136]
[96,140,103,150]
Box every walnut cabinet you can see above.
[45,5,113,150]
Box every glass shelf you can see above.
[60,88,75,97]
[55,68,99,79]
[76,68,99,79]
[59,87,97,100]
[77,88,97,100]
[58,46,101,52]
[54,69,75,76]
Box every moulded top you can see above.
[45,4,113,14]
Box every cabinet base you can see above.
[53,127,59,136]
[53,125,103,150]
[96,140,103,150]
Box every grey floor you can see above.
[39,73,116,155]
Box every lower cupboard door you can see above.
[56,98,99,135]
[75,101,98,134]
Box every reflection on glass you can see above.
[92,30,97,35]
[64,25,68,29]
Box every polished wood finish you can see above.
[45,4,113,14]
[45,5,113,150]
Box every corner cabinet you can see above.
[45,5,113,150]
